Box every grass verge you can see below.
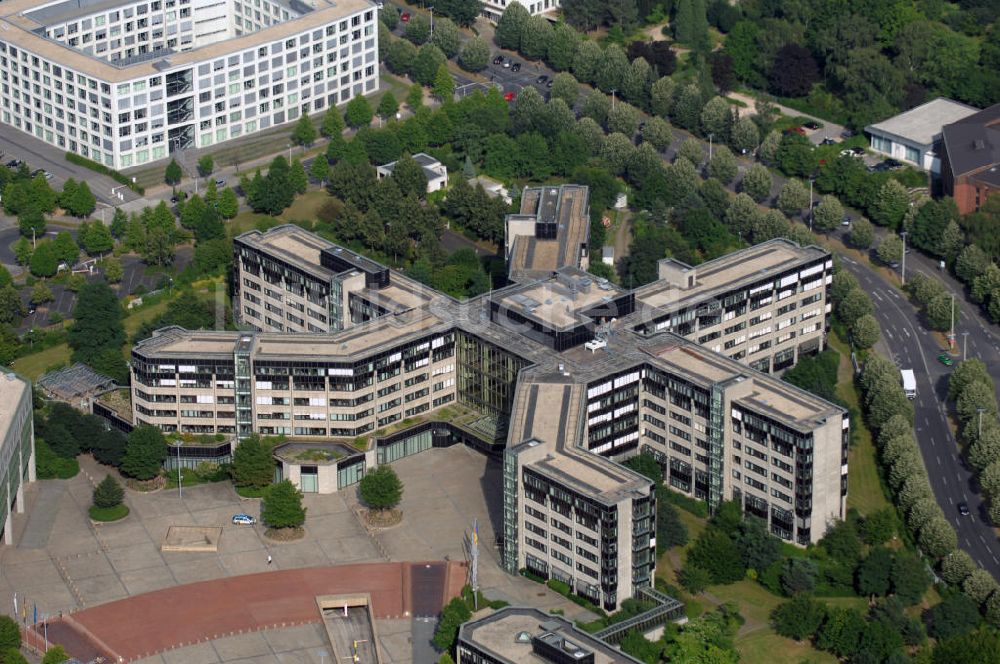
[235,485,267,498]
[89,504,129,522]
[12,343,71,380]
[827,333,893,516]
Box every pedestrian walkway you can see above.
[18,482,65,550]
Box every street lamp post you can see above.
[287,143,293,163]
[610,89,616,109]
[428,6,434,39]
[171,440,183,499]
[900,231,908,285]
[963,331,969,362]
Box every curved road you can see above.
[839,255,1000,577]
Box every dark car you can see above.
[5,159,20,168]
[820,137,837,146]
[27,305,36,315]
[803,121,822,130]
[493,55,503,65]
[511,62,521,72]
[31,168,44,178]
[958,502,971,516]
[546,80,554,87]
[536,75,548,84]
[870,158,903,173]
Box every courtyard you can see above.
[1,444,594,662]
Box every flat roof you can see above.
[867,97,980,147]
[459,607,642,664]
[642,338,843,429]
[237,225,339,282]
[495,268,622,330]
[635,239,828,312]
[508,185,590,281]
[0,0,374,82]
[0,373,29,444]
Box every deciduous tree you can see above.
[262,479,306,528]
[121,425,167,481]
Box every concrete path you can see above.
[18,482,66,550]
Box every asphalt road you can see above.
[839,255,1000,577]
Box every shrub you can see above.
[0,616,20,651]
[36,439,79,479]
[92,475,124,509]
[261,479,306,529]
[359,464,403,511]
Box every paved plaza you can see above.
[0,445,595,662]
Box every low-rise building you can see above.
[941,102,1000,215]
[0,373,35,545]
[457,607,643,664]
[376,153,448,193]
[506,185,591,282]
[865,98,980,174]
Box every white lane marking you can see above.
[873,291,884,302]
[903,327,911,338]
[981,534,988,543]
[886,329,894,340]
[938,456,942,465]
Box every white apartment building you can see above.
[0,0,378,170]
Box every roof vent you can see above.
[974,139,986,150]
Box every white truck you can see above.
[901,369,916,400]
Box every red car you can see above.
[785,126,806,135]
[504,91,516,102]
[400,11,410,22]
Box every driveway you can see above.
[727,92,847,145]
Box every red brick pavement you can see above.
[64,561,467,662]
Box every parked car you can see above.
[840,148,865,158]
[820,137,837,146]
[938,353,954,367]
[803,121,822,130]
[536,75,548,84]
[215,178,226,187]
[43,171,53,180]
[841,216,851,226]
[502,60,511,68]
[31,168,44,178]
[546,80,554,88]
[400,11,410,22]
[785,126,806,136]
[492,55,503,65]
[869,158,903,172]
[5,159,20,168]
[27,305,36,315]
[232,513,256,525]
[511,62,521,72]
[503,91,516,102]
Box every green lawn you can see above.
[123,299,170,336]
[12,343,71,380]
[279,190,331,222]
[89,504,129,522]
[827,333,893,516]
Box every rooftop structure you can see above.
[457,607,642,664]
[941,102,1000,214]
[37,363,118,409]
[506,185,591,281]
[0,0,378,169]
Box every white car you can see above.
[232,513,256,525]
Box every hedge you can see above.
[65,152,145,195]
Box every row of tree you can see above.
[844,277,1000,629]
[950,360,1000,526]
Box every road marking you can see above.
[885,329,894,340]
[872,291,883,302]
[949,496,954,504]
[925,417,930,426]
[981,534,987,543]
[937,456,942,465]
[903,327,911,338]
